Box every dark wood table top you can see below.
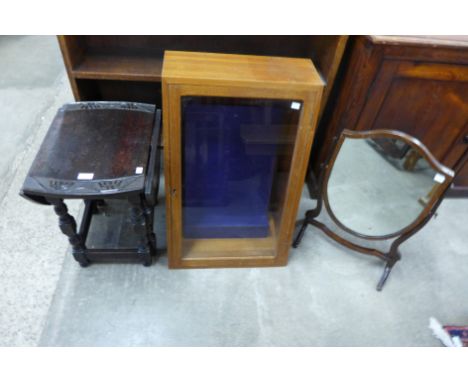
[22,102,156,201]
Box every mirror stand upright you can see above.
[294,129,459,291]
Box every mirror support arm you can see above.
[376,183,450,290]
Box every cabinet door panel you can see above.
[452,156,468,193]
[356,61,468,167]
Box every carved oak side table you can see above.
[21,102,161,266]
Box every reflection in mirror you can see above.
[327,136,442,237]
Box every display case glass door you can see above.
[180,96,301,260]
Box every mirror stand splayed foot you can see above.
[294,129,460,291]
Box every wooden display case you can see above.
[162,51,324,268]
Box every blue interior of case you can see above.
[182,97,290,239]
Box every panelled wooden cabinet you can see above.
[311,35,468,197]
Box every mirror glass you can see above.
[327,135,445,237]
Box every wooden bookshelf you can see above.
[58,36,348,115]
[58,36,350,205]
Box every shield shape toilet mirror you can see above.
[325,131,452,239]
[294,129,456,291]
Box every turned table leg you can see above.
[129,196,153,266]
[142,199,157,254]
[49,198,89,267]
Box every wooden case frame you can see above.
[162,51,324,268]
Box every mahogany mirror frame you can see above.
[293,129,456,291]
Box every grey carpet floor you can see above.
[0,36,77,346]
[39,187,468,346]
